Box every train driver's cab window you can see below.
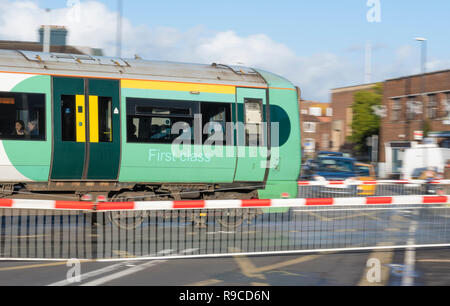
[0,92,46,141]
[244,98,265,147]
[126,98,196,144]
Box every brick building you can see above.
[299,100,333,159]
[380,69,450,177]
[330,70,450,178]
[330,83,377,152]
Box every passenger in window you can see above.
[127,122,138,142]
[12,120,26,136]
[150,125,163,140]
[27,120,39,136]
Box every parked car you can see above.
[301,156,358,196]
[411,167,439,180]
[313,156,358,180]
[317,151,344,158]
[440,139,450,149]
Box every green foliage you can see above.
[423,119,431,138]
[348,83,383,153]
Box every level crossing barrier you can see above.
[0,188,449,261]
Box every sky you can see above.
[0,0,449,102]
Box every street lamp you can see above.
[415,37,427,142]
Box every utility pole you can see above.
[116,0,123,57]
[365,41,372,84]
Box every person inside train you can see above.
[150,125,163,140]
[127,122,138,142]
[27,120,39,136]
[12,120,26,137]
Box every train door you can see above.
[51,77,121,180]
[233,87,268,182]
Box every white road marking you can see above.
[47,249,177,286]
[48,262,127,286]
[401,211,418,286]
[180,248,200,254]
[80,260,166,286]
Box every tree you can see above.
[348,83,383,153]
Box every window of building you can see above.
[309,107,322,117]
[443,93,450,119]
[303,138,316,153]
[326,108,333,117]
[391,99,401,121]
[406,99,421,121]
[303,122,316,133]
[126,98,197,144]
[321,133,330,149]
[427,94,438,119]
[346,107,353,136]
[0,92,46,141]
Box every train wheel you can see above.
[107,211,145,230]
[106,192,145,230]
[216,209,245,230]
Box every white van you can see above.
[402,144,450,179]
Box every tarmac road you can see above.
[1,185,450,286]
[0,247,449,286]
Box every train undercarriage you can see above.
[0,182,265,230]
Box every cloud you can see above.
[426,59,450,72]
[0,0,381,101]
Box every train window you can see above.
[61,95,76,142]
[0,92,46,141]
[126,98,197,144]
[201,102,232,145]
[244,98,265,147]
[90,96,113,143]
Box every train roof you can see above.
[0,49,268,87]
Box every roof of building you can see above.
[301,100,330,105]
[331,83,378,93]
[385,69,450,82]
[0,41,84,55]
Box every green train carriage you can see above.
[0,50,301,209]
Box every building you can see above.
[330,70,450,178]
[300,100,333,159]
[0,25,103,56]
[330,83,377,152]
[380,69,450,178]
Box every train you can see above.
[0,50,301,227]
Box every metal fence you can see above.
[1,193,450,261]
[298,180,450,198]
